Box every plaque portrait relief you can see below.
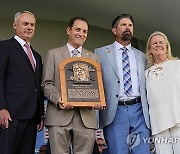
[70,63,92,82]
[59,57,106,107]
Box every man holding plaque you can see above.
[95,14,151,154]
[41,17,102,154]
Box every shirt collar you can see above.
[67,43,82,53]
[14,35,30,47]
[114,41,132,52]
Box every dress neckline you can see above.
[153,59,169,66]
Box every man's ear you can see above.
[112,28,116,35]
[13,22,17,30]
[66,27,71,35]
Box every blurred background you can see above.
[1,0,180,60]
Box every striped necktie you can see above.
[24,43,35,71]
[121,47,132,96]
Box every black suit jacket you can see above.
[0,37,44,124]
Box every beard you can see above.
[122,31,132,41]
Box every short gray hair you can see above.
[14,11,35,22]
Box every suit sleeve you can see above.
[0,45,8,109]
[88,49,99,63]
[94,48,100,63]
[38,55,45,117]
[41,50,60,106]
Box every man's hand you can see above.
[92,103,105,110]
[37,117,44,132]
[57,98,74,109]
[0,109,12,129]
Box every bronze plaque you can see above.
[59,57,106,107]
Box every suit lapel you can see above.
[10,38,35,72]
[82,48,89,58]
[106,45,119,78]
[60,45,71,59]
[133,48,143,81]
[32,48,40,73]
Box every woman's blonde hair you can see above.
[145,31,177,68]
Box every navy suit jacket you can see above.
[0,37,44,123]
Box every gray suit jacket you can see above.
[95,44,150,129]
[42,45,99,129]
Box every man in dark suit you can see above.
[0,11,44,154]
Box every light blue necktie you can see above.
[121,47,132,96]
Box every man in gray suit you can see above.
[41,17,102,154]
[95,14,151,154]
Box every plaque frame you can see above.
[59,57,106,107]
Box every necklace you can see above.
[147,66,163,78]
[147,59,168,78]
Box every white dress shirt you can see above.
[67,43,82,57]
[114,41,140,100]
[14,35,36,66]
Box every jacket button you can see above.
[116,95,118,97]
[118,81,120,83]
[35,89,38,92]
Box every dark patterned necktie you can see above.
[121,47,132,96]
[72,49,79,57]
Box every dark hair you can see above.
[112,14,134,28]
[68,17,89,29]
